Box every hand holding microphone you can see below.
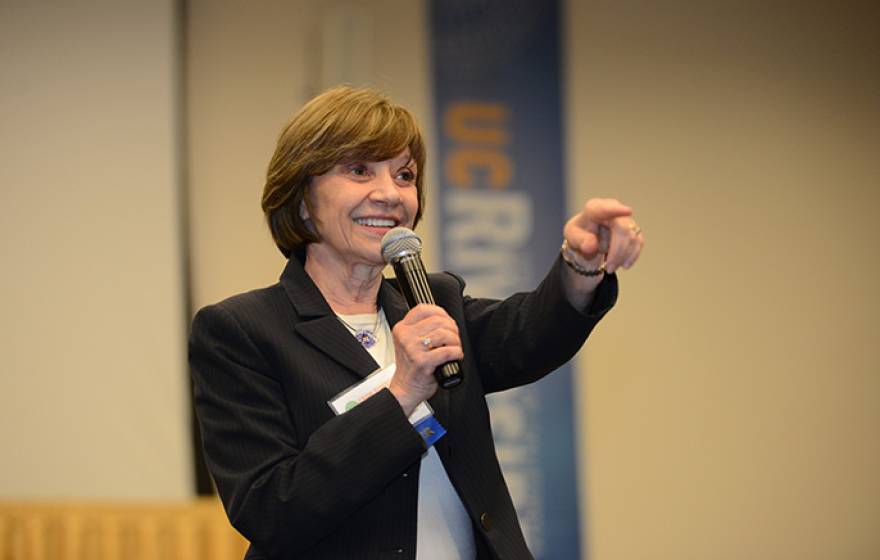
[382,227,464,391]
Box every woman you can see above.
[190,86,644,559]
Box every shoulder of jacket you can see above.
[427,270,465,296]
[196,282,288,323]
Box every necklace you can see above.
[336,310,382,349]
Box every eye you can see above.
[345,163,370,178]
[396,167,417,184]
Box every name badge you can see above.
[328,363,446,447]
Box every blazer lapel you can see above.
[377,277,408,329]
[281,258,378,379]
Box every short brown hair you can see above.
[262,86,426,258]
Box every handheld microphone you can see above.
[381,227,463,390]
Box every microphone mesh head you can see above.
[381,227,422,263]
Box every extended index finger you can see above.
[572,198,633,228]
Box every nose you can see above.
[368,169,401,206]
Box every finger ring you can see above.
[422,337,432,350]
[629,223,642,236]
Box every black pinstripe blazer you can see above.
[189,255,617,560]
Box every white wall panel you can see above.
[0,0,191,499]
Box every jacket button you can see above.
[480,512,492,531]
[401,473,409,478]
[394,548,405,554]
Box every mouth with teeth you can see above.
[354,217,398,230]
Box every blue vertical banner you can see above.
[429,1,581,558]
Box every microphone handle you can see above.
[392,255,463,390]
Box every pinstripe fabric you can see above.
[189,255,617,559]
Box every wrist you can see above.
[560,239,605,277]
[388,382,418,417]
[559,241,604,311]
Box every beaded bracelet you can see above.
[560,240,605,277]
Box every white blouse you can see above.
[336,310,476,559]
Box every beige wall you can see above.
[566,2,880,559]
[0,1,192,498]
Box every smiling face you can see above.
[303,150,419,269]
[262,86,426,259]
